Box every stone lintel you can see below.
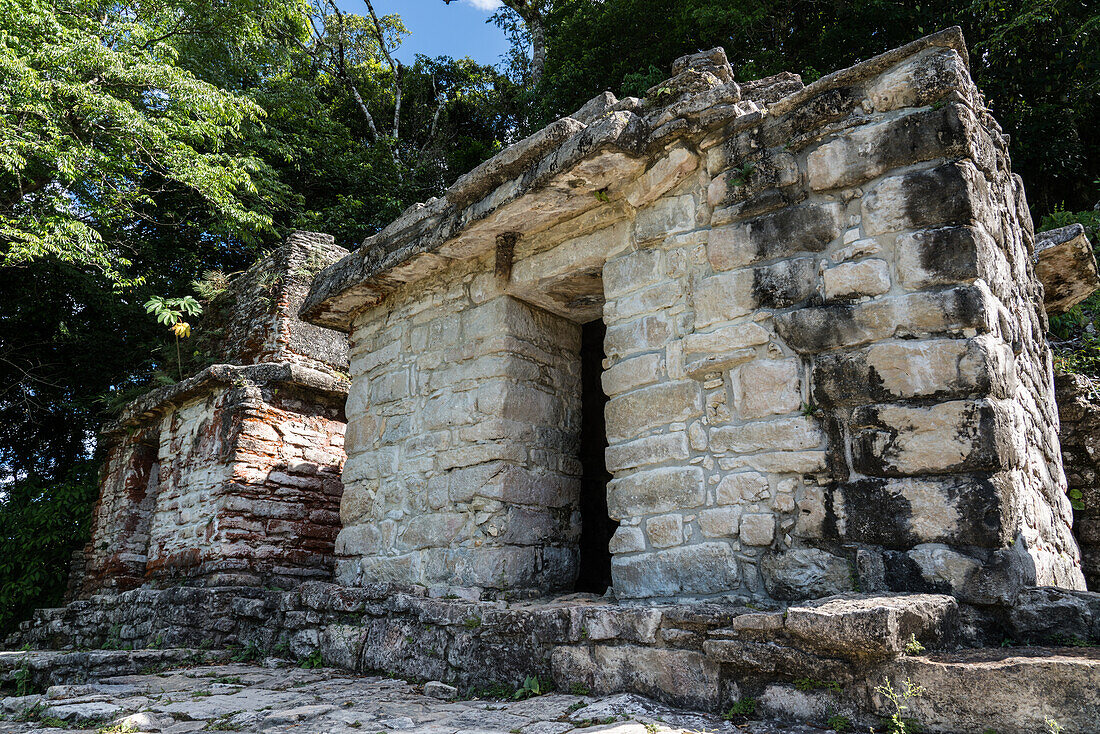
[300,28,969,332]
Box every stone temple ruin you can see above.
[11,28,1100,733]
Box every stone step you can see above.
[759,646,1100,734]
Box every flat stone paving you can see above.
[0,662,828,733]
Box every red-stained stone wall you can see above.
[70,231,350,599]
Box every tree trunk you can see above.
[528,13,546,87]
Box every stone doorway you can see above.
[575,320,616,593]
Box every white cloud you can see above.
[463,0,503,10]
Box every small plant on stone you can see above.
[99,722,139,733]
[230,641,263,663]
[12,657,33,697]
[204,714,244,731]
[644,723,660,734]
[1046,720,1064,734]
[144,295,203,380]
[299,649,324,669]
[593,188,611,203]
[904,634,926,656]
[567,700,587,713]
[464,615,482,629]
[826,714,851,732]
[800,401,822,417]
[875,677,925,734]
[513,675,549,700]
[723,697,758,720]
[569,682,591,696]
[192,270,232,301]
[728,161,757,188]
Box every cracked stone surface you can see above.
[0,662,828,733]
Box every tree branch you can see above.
[363,0,402,140]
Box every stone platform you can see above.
[0,656,812,734]
[8,583,1100,732]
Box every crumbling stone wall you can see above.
[1054,371,1100,591]
[303,29,1085,602]
[73,233,351,597]
[198,230,349,377]
[142,378,346,587]
[79,427,161,595]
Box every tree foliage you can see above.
[0,462,98,634]
[0,0,305,284]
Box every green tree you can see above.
[0,0,309,284]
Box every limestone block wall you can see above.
[78,427,161,595]
[304,30,1086,602]
[75,368,347,598]
[600,45,1082,601]
[337,279,582,595]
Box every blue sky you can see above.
[335,0,512,67]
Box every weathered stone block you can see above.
[808,104,974,191]
[550,644,720,710]
[774,287,990,353]
[608,526,646,554]
[698,507,742,537]
[707,203,842,271]
[823,259,891,301]
[828,475,1004,548]
[732,358,802,419]
[894,226,984,290]
[812,336,1006,408]
[710,416,822,454]
[865,46,972,113]
[739,514,775,546]
[783,593,958,660]
[604,314,674,360]
[849,400,1003,477]
[601,352,664,397]
[861,161,985,235]
[603,249,665,300]
[607,467,705,519]
[1035,223,1100,315]
[605,432,690,472]
[645,514,684,548]
[612,542,739,598]
[634,195,697,243]
[716,472,770,504]
[605,381,702,441]
[760,548,853,600]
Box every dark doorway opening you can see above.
[575,320,616,594]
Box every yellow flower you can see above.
[171,321,192,338]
